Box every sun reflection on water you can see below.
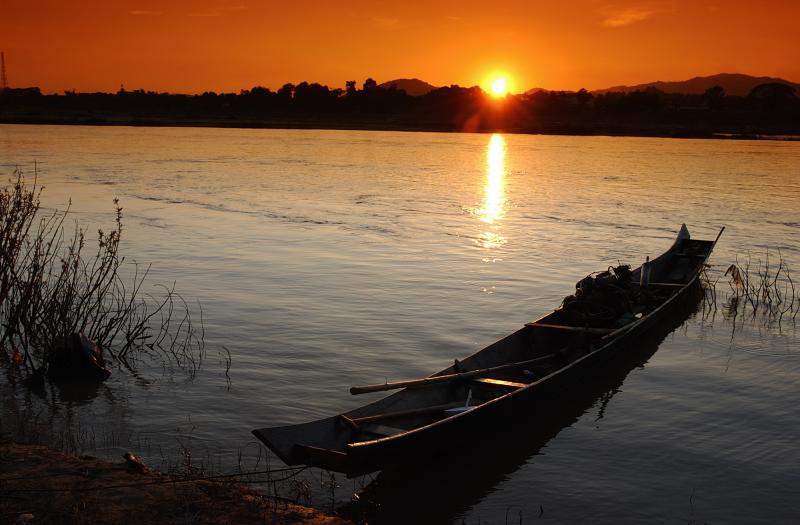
[478,134,507,248]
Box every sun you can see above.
[490,77,509,97]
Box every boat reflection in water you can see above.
[477,134,507,249]
[341,284,705,524]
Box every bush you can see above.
[0,168,203,378]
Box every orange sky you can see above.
[2,1,798,94]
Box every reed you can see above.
[0,168,203,377]
[703,250,799,325]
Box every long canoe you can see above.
[253,224,723,475]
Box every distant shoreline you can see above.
[2,116,798,141]
[3,81,798,140]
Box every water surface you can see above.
[1,125,799,523]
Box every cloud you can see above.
[370,16,401,27]
[188,5,248,17]
[188,10,222,17]
[601,7,656,27]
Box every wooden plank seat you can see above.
[471,377,528,389]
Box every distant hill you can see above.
[594,73,800,97]
[379,78,438,96]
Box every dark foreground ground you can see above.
[0,442,352,525]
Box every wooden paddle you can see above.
[349,353,558,395]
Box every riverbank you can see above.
[0,442,351,525]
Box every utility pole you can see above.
[0,52,7,90]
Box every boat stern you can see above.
[252,416,353,473]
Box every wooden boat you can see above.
[343,291,709,523]
[253,224,724,476]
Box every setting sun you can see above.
[490,77,509,97]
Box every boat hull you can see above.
[345,281,705,475]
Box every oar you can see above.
[350,353,558,395]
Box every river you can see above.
[1,124,798,523]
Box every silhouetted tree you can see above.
[576,88,592,110]
[293,82,334,113]
[748,82,797,114]
[363,78,377,91]
[345,80,357,96]
[277,83,294,101]
[249,86,271,96]
[704,85,725,109]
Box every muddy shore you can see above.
[0,442,352,525]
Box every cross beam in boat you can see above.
[357,423,407,437]
[349,401,468,424]
[349,353,558,395]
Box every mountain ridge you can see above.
[592,73,800,96]
[378,73,799,98]
[378,78,439,96]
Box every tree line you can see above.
[1,78,798,137]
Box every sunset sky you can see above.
[2,1,798,94]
